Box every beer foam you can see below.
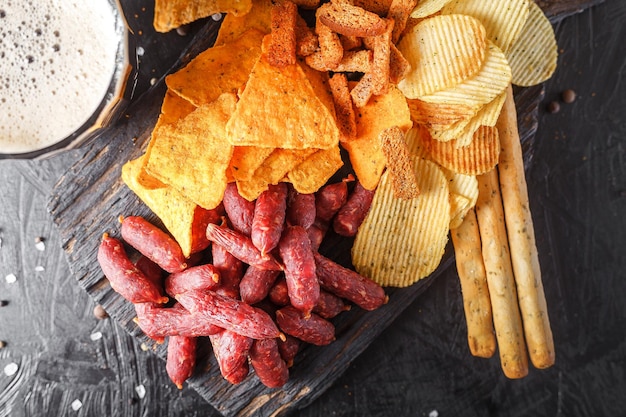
[0,0,122,154]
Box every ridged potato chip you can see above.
[410,0,451,19]
[447,171,479,229]
[441,0,530,54]
[429,90,506,144]
[397,14,487,98]
[427,125,500,175]
[418,41,511,109]
[406,97,476,132]
[507,0,558,87]
[352,157,450,287]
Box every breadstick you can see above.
[496,85,555,369]
[475,169,528,379]
[451,207,496,358]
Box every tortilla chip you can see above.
[287,146,344,194]
[137,89,197,190]
[215,0,273,45]
[122,156,214,257]
[229,146,276,182]
[226,42,341,150]
[146,93,237,210]
[237,148,317,200]
[154,0,253,33]
[341,83,412,190]
[165,29,265,107]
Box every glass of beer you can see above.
[0,0,131,159]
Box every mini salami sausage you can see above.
[315,180,349,222]
[313,252,387,311]
[97,234,168,305]
[268,278,348,319]
[135,302,222,341]
[222,183,255,236]
[276,306,335,346]
[164,264,220,297]
[120,216,187,273]
[249,338,289,388]
[135,255,164,288]
[268,277,290,306]
[251,183,288,255]
[210,329,253,385]
[333,181,375,237]
[175,290,281,340]
[206,223,282,271]
[211,241,245,298]
[239,267,281,305]
[166,335,197,389]
[278,225,320,315]
[306,220,327,252]
[286,186,316,229]
[189,202,224,254]
[277,334,300,368]
[314,289,350,319]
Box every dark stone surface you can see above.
[1,1,623,416]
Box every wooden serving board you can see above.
[47,2,603,415]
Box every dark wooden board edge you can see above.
[45,1,602,415]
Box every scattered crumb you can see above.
[90,331,103,341]
[3,362,18,376]
[5,273,17,284]
[70,399,83,411]
[135,384,146,399]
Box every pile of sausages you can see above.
[97,179,387,389]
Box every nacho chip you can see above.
[214,0,273,45]
[137,89,198,190]
[146,93,237,210]
[237,148,317,200]
[154,0,253,33]
[397,14,487,98]
[226,48,340,150]
[287,146,344,194]
[166,29,264,107]
[352,157,450,287]
[342,84,412,190]
[122,156,213,257]
[229,146,275,182]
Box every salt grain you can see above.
[5,273,17,284]
[137,46,145,57]
[70,399,83,411]
[211,13,223,21]
[90,331,103,341]
[4,362,18,376]
[35,266,45,272]
[135,384,146,399]
[429,410,439,417]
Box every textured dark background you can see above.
[1,1,625,416]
